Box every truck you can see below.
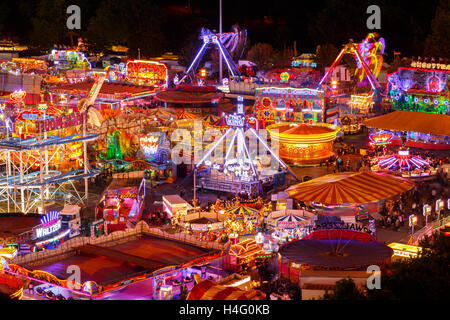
[59,205,82,238]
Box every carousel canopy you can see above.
[210,117,229,128]
[225,206,260,216]
[269,214,310,228]
[203,114,220,124]
[177,111,200,120]
[279,230,393,268]
[147,108,174,119]
[286,172,414,205]
[187,279,265,300]
[364,111,450,137]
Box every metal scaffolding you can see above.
[0,127,100,214]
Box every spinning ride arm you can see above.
[317,44,381,92]
[179,29,242,85]
[78,72,106,127]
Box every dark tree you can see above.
[367,232,450,300]
[30,0,69,47]
[322,278,367,300]
[424,0,450,58]
[315,43,339,72]
[87,0,167,58]
[246,43,274,71]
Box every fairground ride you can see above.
[0,74,106,213]
[178,28,246,84]
[317,33,384,109]
[182,97,300,196]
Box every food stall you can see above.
[96,178,146,231]
[223,239,265,272]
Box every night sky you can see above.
[0,0,443,60]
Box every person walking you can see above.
[395,218,400,232]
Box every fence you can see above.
[11,221,228,268]
[112,170,145,179]
[411,215,450,245]
[146,227,229,251]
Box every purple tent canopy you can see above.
[279,236,393,269]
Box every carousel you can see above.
[267,210,315,244]
[266,122,340,165]
[372,149,437,180]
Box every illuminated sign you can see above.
[140,135,159,156]
[423,204,431,216]
[291,60,317,68]
[225,114,245,127]
[119,190,138,200]
[436,199,444,212]
[36,112,86,132]
[369,132,393,145]
[9,90,26,103]
[310,222,373,234]
[410,61,450,71]
[398,150,409,156]
[409,215,418,227]
[388,243,422,259]
[32,211,62,240]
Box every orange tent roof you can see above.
[187,279,265,300]
[364,111,450,137]
[286,172,414,205]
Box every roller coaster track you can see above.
[0,133,99,151]
[0,169,101,188]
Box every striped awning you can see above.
[286,172,414,205]
[187,280,265,300]
[269,214,310,228]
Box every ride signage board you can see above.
[36,112,86,132]
[225,114,245,127]
[32,216,62,241]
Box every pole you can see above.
[193,168,196,212]
[219,0,223,83]
[83,113,89,206]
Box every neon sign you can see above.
[291,60,317,68]
[32,211,62,240]
[225,114,245,127]
[411,61,450,71]
[9,90,26,103]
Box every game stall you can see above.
[387,61,449,114]
[126,60,168,88]
[254,87,325,128]
[364,111,450,150]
